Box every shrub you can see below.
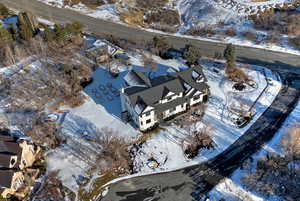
[183,44,201,65]
[27,115,60,148]
[149,24,178,33]
[225,28,236,37]
[120,10,145,27]
[225,63,249,83]
[184,127,213,159]
[242,31,257,43]
[265,33,280,45]
[0,3,10,16]
[135,0,168,10]
[153,36,170,56]
[224,43,235,63]
[145,9,180,26]
[95,128,132,173]
[290,36,300,50]
[186,26,216,37]
[242,155,300,201]
[0,27,12,43]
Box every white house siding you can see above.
[163,103,187,119]
[159,92,183,104]
[120,92,127,113]
[121,88,207,131]
[139,110,157,131]
[121,93,140,126]
[190,91,203,105]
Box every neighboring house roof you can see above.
[123,65,209,115]
[0,169,15,188]
[0,131,21,168]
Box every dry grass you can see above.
[135,0,168,10]
[225,62,249,83]
[120,11,146,27]
[186,26,216,37]
[183,126,214,159]
[251,11,300,37]
[145,9,180,26]
[78,172,118,201]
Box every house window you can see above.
[170,107,176,113]
[141,121,143,126]
[193,95,200,101]
[146,119,151,124]
[10,158,16,166]
[145,111,151,116]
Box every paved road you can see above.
[1,0,300,70]
[2,1,300,200]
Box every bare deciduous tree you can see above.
[94,128,132,174]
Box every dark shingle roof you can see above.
[155,96,188,113]
[0,131,21,168]
[128,78,185,106]
[123,65,209,114]
[0,169,15,188]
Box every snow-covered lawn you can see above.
[44,38,281,194]
[46,96,139,193]
[207,97,300,201]
[38,0,120,22]
[131,59,282,174]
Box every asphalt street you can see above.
[2,1,300,200]
[1,0,300,69]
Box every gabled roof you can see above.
[123,65,209,114]
[0,169,15,188]
[127,78,185,108]
[0,131,21,168]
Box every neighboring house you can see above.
[0,130,40,198]
[85,46,110,64]
[93,39,126,57]
[121,65,209,131]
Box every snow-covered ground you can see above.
[41,38,282,198]
[38,0,120,22]
[207,96,300,201]
[46,96,139,193]
[0,37,283,199]
[178,0,293,28]
[131,59,282,174]
[36,0,300,56]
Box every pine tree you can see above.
[0,27,12,43]
[70,21,84,35]
[153,36,170,56]
[224,43,236,63]
[54,24,67,42]
[19,24,33,41]
[0,3,10,16]
[44,26,55,42]
[183,44,201,65]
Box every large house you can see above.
[121,65,209,131]
[0,130,40,198]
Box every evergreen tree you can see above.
[224,43,236,63]
[183,44,201,65]
[19,24,33,41]
[0,3,10,16]
[44,26,55,42]
[18,12,34,41]
[153,36,170,56]
[0,27,12,43]
[69,21,84,35]
[54,24,67,42]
